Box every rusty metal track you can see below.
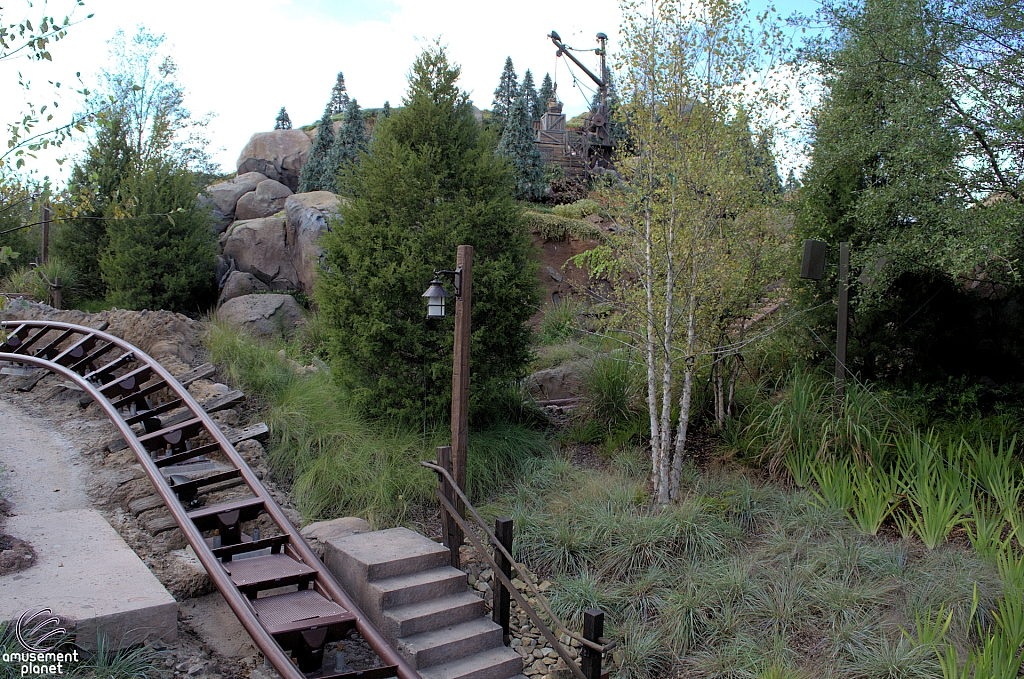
[1,320,419,679]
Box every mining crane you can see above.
[547,30,613,167]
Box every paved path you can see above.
[0,399,177,650]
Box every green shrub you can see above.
[552,198,603,220]
[524,211,602,242]
[580,352,645,435]
[0,257,80,306]
[538,297,585,344]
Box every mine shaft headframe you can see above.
[548,30,613,151]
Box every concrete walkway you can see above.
[0,400,177,649]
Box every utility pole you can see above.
[835,242,850,397]
[449,245,473,563]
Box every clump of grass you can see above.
[551,198,603,220]
[538,297,586,345]
[578,351,645,437]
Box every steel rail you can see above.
[1,320,420,679]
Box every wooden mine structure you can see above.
[535,31,614,180]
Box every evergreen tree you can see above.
[754,132,782,196]
[380,101,391,119]
[497,96,544,200]
[329,72,349,115]
[298,106,337,193]
[100,154,217,312]
[329,98,368,193]
[54,112,136,298]
[521,69,540,121]
[538,72,555,113]
[274,107,292,130]
[784,168,801,192]
[491,56,519,127]
[317,44,539,422]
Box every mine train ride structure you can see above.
[536,31,615,180]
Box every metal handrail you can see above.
[420,461,615,678]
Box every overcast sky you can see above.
[2,0,818,183]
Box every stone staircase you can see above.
[322,527,525,679]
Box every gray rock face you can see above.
[218,270,269,305]
[202,172,268,231]
[285,191,342,295]
[221,217,300,290]
[236,130,312,192]
[527,361,584,400]
[216,293,304,339]
[234,179,293,221]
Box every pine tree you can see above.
[537,73,555,114]
[521,69,539,121]
[329,72,349,115]
[497,96,544,200]
[380,101,391,119]
[298,106,337,193]
[274,107,292,130]
[491,56,519,127]
[317,44,539,422]
[329,98,368,193]
[101,154,217,312]
[784,168,801,192]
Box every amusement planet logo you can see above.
[2,608,80,676]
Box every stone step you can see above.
[383,590,485,639]
[325,527,451,586]
[418,646,524,679]
[399,617,503,669]
[369,566,468,611]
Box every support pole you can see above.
[50,276,62,310]
[450,245,473,548]
[436,445,460,570]
[582,609,605,679]
[835,241,850,398]
[41,205,51,264]
[493,517,513,645]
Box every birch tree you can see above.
[577,0,788,503]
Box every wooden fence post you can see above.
[493,517,513,645]
[582,608,605,679]
[436,445,461,569]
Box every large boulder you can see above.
[236,130,312,192]
[285,191,342,295]
[221,217,300,290]
[527,361,585,401]
[234,179,293,221]
[217,294,304,339]
[201,172,268,232]
[218,270,269,305]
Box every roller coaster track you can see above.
[0,320,419,679]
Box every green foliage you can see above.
[497,96,544,200]
[524,211,601,242]
[551,198,602,220]
[54,111,135,297]
[100,157,217,312]
[491,56,518,128]
[274,106,292,130]
[538,297,585,345]
[316,44,539,424]
[521,69,541,122]
[298,106,337,193]
[330,98,368,193]
[537,72,554,116]
[580,352,645,435]
[205,321,546,527]
[329,71,349,116]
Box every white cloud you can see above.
[1,0,622,181]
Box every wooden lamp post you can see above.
[422,245,473,568]
[800,239,851,397]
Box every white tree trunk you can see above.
[670,291,697,501]
[644,206,662,499]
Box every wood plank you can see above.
[228,422,269,445]
[15,369,48,392]
[175,362,215,388]
[129,495,166,516]
[145,513,179,535]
